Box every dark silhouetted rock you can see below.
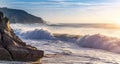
[0,11,44,61]
[0,7,46,23]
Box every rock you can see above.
[0,47,13,61]
[0,7,45,23]
[0,11,44,61]
[8,46,44,61]
[0,12,3,19]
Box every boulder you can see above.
[8,46,44,61]
[0,47,13,61]
[0,11,44,61]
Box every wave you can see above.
[53,33,80,42]
[77,34,120,53]
[14,28,79,41]
[19,29,56,40]
[12,25,120,54]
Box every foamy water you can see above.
[8,23,120,64]
[11,23,120,38]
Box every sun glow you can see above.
[116,21,120,24]
[114,20,120,26]
[111,21,120,29]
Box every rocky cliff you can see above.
[0,11,44,61]
[0,7,45,23]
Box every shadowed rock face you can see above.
[0,11,44,61]
[0,8,45,23]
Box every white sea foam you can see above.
[77,34,120,53]
[11,23,120,54]
[21,29,55,40]
[9,23,120,63]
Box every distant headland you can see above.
[0,7,46,24]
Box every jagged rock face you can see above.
[0,11,44,61]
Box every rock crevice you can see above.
[0,11,44,61]
[1,32,14,61]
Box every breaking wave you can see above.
[17,29,56,40]
[12,24,120,54]
[77,34,120,53]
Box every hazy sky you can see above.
[1,0,120,23]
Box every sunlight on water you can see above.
[10,23,120,64]
[11,23,120,38]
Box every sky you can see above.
[1,0,120,23]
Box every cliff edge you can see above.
[0,11,44,61]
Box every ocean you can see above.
[5,23,120,64]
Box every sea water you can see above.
[7,23,120,64]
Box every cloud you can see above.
[4,0,120,9]
[5,0,120,23]
[10,1,115,8]
[0,0,10,7]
